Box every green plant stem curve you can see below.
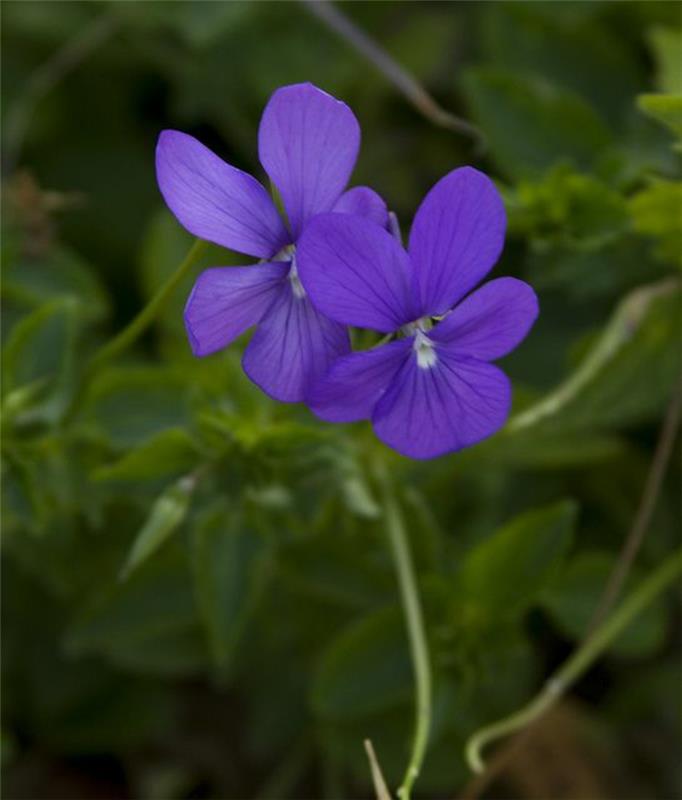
[465,547,682,774]
[383,481,433,800]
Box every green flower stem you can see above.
[383,479,432,800]
[465,547,682,774]
[64,238,207,422]
[89,238,207,371]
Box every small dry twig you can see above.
[301,0,483,146]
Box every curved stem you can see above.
[382,478,432,800]
[63,238,207,422]
[89,238,207,371]
[465,548,682,774]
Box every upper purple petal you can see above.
[372,344,511,459]
[408,167,507,316]
[307,339,411,422]
[430,277,538,361]
[156,130,289,258]
[333,186,389,229]
[184,262,288,357]
[297,214,418,333]
[242,281,350,403]
[258,83,360,239]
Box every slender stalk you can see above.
[89,238,207,371]
[383,481,432,800]
[63,238,207,423]
[465,548,682,774]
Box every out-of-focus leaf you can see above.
[66,551,203,676]
[82,366,190,447]
[455,501,577,621]
[511,280,682,432]
[312,607,412,720]
[541,551,668,657]
[648,27,682,94]
[460,67,613,180]
[637,94,682,139]
[629,180,682,268]
[120,476,195,580]
[479,4,642,126]
[507,166,629,248]
[93,428,201,483]
[190,504,270,670]
[2,245,110,324]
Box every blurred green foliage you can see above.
[2,2,681,798]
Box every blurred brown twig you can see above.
[301,0,483,146]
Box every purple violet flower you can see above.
[296,167,539,460]
[155,82,388,402]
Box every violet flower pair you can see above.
[156,83,538,459]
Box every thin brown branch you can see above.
[4,12,121,172]
[586,370,682,635]
[301,0,483,145]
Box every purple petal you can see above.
[297,214,418,332]
[184,262,289,357]
[333,186,389,229]
[156,130,289,258]
[258,83,360,239]
[409,167,507,316]
[431,278,538,361]
[307,339,411,422]
[372,345,511,459]
[242,281,350,403]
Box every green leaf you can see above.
[2,298,78,393]
[93,428,201,483]
[120,476,195,579]
[82,366,190,447]
[541,552,668,657]
[312,607,412,720]
[648,27,682,94]
[511,280,682,432]
[456,501,577,621]
[460,67,613,180]
[190,505,270,669]
[637,94,682,139]
[630,179,682,267]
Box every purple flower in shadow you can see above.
[156,82,387,402]
[297,167,539,460]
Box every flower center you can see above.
[413,328,437,369]
[274,244,306,300]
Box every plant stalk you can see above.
[465,547,682,774]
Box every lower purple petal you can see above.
[372,345,511,459]
[333,187,389,229]
[307,339,412,422]
[184,262,289,357]
[242,282,350,403]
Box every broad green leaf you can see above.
[82,366,190,447]
[456,501,577,620]
[460,67,613,180]
[93,428,201,483]
[312,607,412,720]
[637,93,682,139]
[190,505,270,669]
[541,552,668,657]
[120,476,195,579]
[630,179,682,268]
